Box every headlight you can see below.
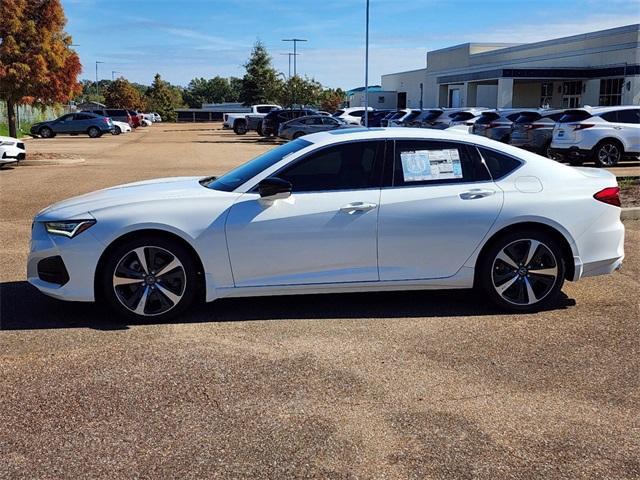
[44,220,96,238]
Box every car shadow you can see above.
[0,281,576,331]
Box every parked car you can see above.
[111,121,132,135]
[471,109,538,143]
[443,108,491,133]
[278,115,351,140]
[223,104,280,133]
[28,128,624,321]
[379,110,401,127]
[127,110,143,128]
[550,106,640,167]
[85,108,133,126]
[140,118,153,127]
[150,112,162,122]
[404,109,444,127]
[386,109,422,127]
[0,136,26,165]
[509,109,565,157]
[261,108,317,137]
[361,109,394,127]
[333,107,373,125]
[30,112,114,138]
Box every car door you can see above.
[53,114,75,133]
[614,109,640,152]
[322,117,342,130]
[377,139,503,281]
[225,140,385,287]
[74,113,94,132]
[302,116,324,134]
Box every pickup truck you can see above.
[223,104,281,134]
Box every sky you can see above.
[63,0,640,89]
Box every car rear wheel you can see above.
[39,127,54,138]
[594,140,622,168]
[100,236,198,321]
[479,230,565,312]
[233,121,247,135]
[87,127,101,138]
[293,131,305,139]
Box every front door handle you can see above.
[459,189,495,200]
[340,202,377,214]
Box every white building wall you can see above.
[381,68,427,108]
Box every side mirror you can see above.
[258,177,292,201]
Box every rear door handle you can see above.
[340,202,377,214]
[459,189,495,200]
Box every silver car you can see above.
[278,115,352,140]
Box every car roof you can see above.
[565,105,639,114]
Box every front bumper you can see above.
[27,221,104,302]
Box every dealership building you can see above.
[379,24,639,110]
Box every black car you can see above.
[30,112,114,138]
[261,109,317,137]
[84,108,133,126]
[360,109,393,127]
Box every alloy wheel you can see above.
[597,143,620,166]
[491,239,558,306]
[112,246,186,316]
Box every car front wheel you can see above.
[479,231,565,312]
[100,236,198,321]
[113,126,122,135]
[39,127,54,138]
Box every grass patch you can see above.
[0,123,34,138]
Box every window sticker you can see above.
[400,149,463,182]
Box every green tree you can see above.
[0,0,81,137]
[239,41,281,105]
[276,76,323,108]
[228,77,242,102]
[182,76,235,108]
[146,73,180,121]
[104,78,145,110]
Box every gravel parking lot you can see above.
[1,124,639,479]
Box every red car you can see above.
[126,110,143,128]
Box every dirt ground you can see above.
[1,123,639,479]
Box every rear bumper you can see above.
[572,211,625,281]
[549,146,592,160]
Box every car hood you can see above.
[36,176,233,220]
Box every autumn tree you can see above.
[0,0,81,137]
[104,78,145,110]
[320,88,345,113]
[239,41,281,105]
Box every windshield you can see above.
[203,138,313,192]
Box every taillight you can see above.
[573,124,594,130]
[594,187,621,207]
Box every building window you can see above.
[561,81,582,108]
[540,82,553,108]
[599,78,623,106]
[378,96,385,104]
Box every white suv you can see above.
[550,106,640,167]
[332,107,373,125]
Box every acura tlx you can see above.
[28,128,624,321]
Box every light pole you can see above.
[280,53,299,79]
[95,61,104,97]
[112,70,122,81]
[364,0,370,127]
[282,38,307,77]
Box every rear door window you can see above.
[514,112,541,124]
[616,109,640,124]
[392,140,490,187]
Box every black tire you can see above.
[88,126,101,138]
[256,122,264,137]
[293,131,305,139]
[593,140,622,168]
[479,229,565,312]
[113,125,122,135]
[100,235,199,322]
[39,126,54,138]
[233,120,247,135]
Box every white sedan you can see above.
[28,128,625,320]
[0,135,26,165]
[111,121,131,135]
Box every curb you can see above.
[621,207,640,221]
